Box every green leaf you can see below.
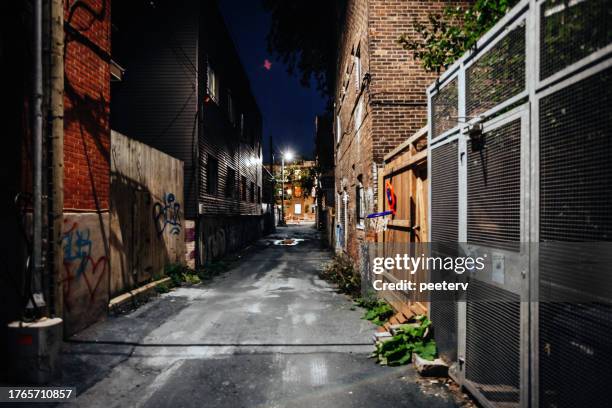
[413,340,437,361]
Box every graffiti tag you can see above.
[153,193,182,236]
[61,220,109,312]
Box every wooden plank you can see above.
[383,149,427,177]
[387,219,411,228]
[377,167,384,245]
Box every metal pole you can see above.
[31,0,46,310]
[280,155,286,226]
[50,0,65,317]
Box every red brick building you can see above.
[61,0,112,335]
[64,0,111,211]
[334,0,462,261]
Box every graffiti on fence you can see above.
[207,228,227,260]
[153,192,182,236]
[61,219,109,312]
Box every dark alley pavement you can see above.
[55,224,461,408]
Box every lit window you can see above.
[207,63,219,103]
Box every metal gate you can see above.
[427,1,612,407]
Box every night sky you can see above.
[217,0,327,161]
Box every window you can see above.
[354,96,363,138]
[354,47,361,90]
[336,114,342,144]
[250,182,255,202]
[225,167,236,198]
[206,155,218,195]
[207,63,219,103]
[227,90,235,125]
[356,180,365,228]
[241,176,247,201]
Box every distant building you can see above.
[268,160,317,224]
[111,0,264,264]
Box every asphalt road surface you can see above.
[55,224,461,408]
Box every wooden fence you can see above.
[377,126,429,317]
[110,131,185,296]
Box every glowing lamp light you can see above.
[283,150,294,161]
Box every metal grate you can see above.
[430,140,459,363]
[430,290,458,363]
[467,120,521,251]
[466,280,520,407]
[540,68,612,243]
[466,21,526,117]
[540,0,612,80]
[539,67,612,407]
[431,78,458,138]
[430,141,458,242]
[539,303,612,408]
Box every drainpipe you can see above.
[31,0,46,311]
[49,0,65,317]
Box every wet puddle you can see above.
[272,238,305,246]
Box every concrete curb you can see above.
[108,277,171,312]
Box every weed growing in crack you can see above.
[320,254,361,297]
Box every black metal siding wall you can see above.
[111,0,200,218]
[198,0,263,217]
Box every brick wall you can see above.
[63,0,111,210]
[334,0,466,260]
[335,0,372,259]
[369,0,462,162]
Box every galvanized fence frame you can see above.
[427,1,612,407]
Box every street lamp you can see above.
[279,150,294,226]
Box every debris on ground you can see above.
[415,377,477,408]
